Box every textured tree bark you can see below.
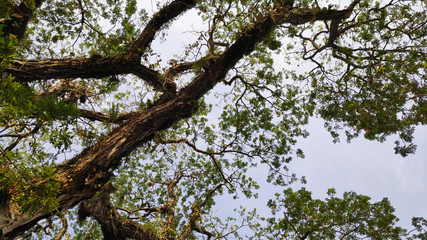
[8,57,138,82]
[3,0,45,41]
[129,0,198,57]
[79,197,158,240]
[7,57,176,93]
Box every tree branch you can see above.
[179,184,223,240]
[0,124,41,139]
[128,0,198,57]
[79,109,138,124]
[285,0,361,25]
[51,213,68,240]
[79,196,158,240]
[155,137,233,188]
[7,56,175,92]
[1,95,197,238]
[164,54,220,79]
[2,0,45,41]
[7,57,134,83]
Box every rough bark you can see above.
[128,0,198,57]
[3,0,45,41]
[7,57,176,93]
[79,197,158,240]
[0,0,361,238]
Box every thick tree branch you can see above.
[194,226,213,239]
[1,94,197,238]
[164,54,220,79]
[2,0,45,41]
[128,0,198,57]
[285,0,360,25]
[79,109,138,124]
[131,64,177,92]
[7,57,134,82]
[7,56,175,92]
[79,196,158,240]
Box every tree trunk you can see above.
[0,95,196,238]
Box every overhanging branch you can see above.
[128,0,198,57]
[7,57,174,92]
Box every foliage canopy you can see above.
[0,0,426,239]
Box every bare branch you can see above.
[0,124,41,139]
[155,136,233,188]
[51,213,68,240]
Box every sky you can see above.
[145,1,427,233]
[211,120,427,231]
[283,120,426,229]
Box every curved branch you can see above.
[0,124,40,139]
[194,226,213,239]
[0,122,41,151]
[179,184,223,240]
[155,136,233,188]
[51,213,68,240]
[132,64,176,92]
[128,0,198,57]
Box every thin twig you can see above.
[0,145,31,184]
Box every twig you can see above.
[156,136,233,189]
[0,145,31,184]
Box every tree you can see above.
[0,0,426,239]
